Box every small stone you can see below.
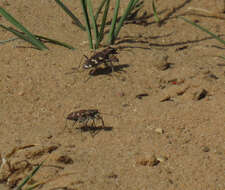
[137,154,160,167]
[148,155,160,166]
[155,128,164,134]
[202,146,210,152]
[47,135,53,139]
[153,54,170,71]
[157,156,168,162]
[158,62,171,71]
[168,179,174,184]
[160,95,171,102]
[138,159,149,166]
[118,92,125,97]
[203,71,219,81]
[122,103,129,107]
[18,91,25,96]
[11,160,31,171]
[208,73,218,80]
[107,172,118,179]
[56,155,74,164]
[193,89,208,100]
[136,93,149,99]
[176,86,190,96]
[46,145,58,153]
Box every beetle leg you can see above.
[91,119,96,127]
[97,115,105,127]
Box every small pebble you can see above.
[148,155,160,166]
[18,91,25,96]
[176,86,190,96]
[107,172,118,179]
[122,103,129,107]
[208,73,218,80]
[193,89,208,100]
[153,54,170,71]
[159,62,171,71]
[157,156,168,162]
[56,155,74,164]
[47,145,58,153]
[136,93,149,99]
[202,146,210,152]
[118,92,125,97]
[160,95,171,102]
[137,155,160,167]
[155,128,164,134]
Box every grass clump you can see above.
[56,0,141,49]
[0,7,75,50]
[16,161,44,190]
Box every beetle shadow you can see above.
[75,125,113,137]
[89,64,130,76]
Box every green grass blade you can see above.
[24,184,41,190]
[127,0,143,21]
[134,0,144,10]
[0,24,30,42]
[35,35,75,50]
[152,0,160,23]
[0,24,44,50]
[112,0,136,44]
[94,0,108,22]
[0,24,75,50]
[108,0,120,44]
[96,0,110,48]
[0,37,19,44]
[55,0,86,31]
[80,0,93,49]
[16,161,44,190]
[0,7,47,50]
[86,0,99,49]
[131,0,140,10]
[179,16,225,45]
[219,55,225,60]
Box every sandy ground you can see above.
[0,0,225,190]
